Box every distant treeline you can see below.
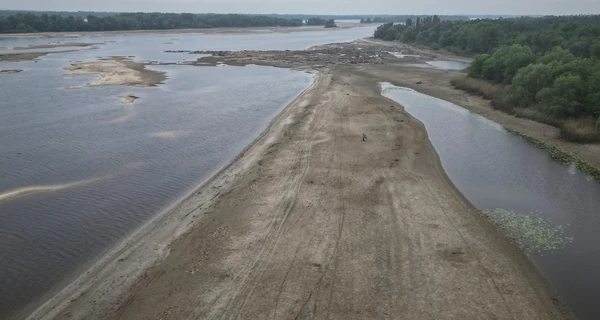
[0,12,303,33]
[271,14,468,22]
[375,15,600,141]
[374,15,600,54]
[0,10,119,18]
[360,15,468,23]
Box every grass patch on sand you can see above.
[559,118,600,143]
[485,209,573,254]
[513,107,562,127]
[450,75,503,101]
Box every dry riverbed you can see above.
[24,39,577,320]
[120,93,139,104]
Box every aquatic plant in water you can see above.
[485,209,573,254]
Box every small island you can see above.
[0,69,23,74]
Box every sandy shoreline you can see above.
[65,57,167,88]
[20,39,579,320]
[23,71,320,320]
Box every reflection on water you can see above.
[382,84,600,320]
[0,26,378,318]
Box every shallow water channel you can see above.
[382,84,600,320]
[426,60,469,71]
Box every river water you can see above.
[382,84,600,320]
[0,26,375,318]
[426,60,469,71]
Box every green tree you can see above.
[587,72,600,116]
[537,75,585,117]
[306,17,327,26]
[507,63,554,107]
[468,54,489,78]
[537,46,576,64]
[324,19,337,28]
[591,42,600,60]
[479,45,534,84]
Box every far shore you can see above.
[0,22,363,39]
[9,42,100,50]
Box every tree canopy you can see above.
[376,15,600,136]
[0,12,304,33]
[305,17,328,26]
[361,15,467,24]
[324,19,337,28]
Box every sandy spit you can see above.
[65,57,167,88]
[10,42,99,50]
[24,40,575,320]
[0,69,22,74]
[0,50,76,62]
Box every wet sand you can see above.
[65,57,167,88]
[0,69,22,74]
[10,42,99,50]
[0,50,76,62]
[25,40,575,320]
[120,93,139,104]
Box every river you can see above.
[0,26,375,318]
[382,84,600,320]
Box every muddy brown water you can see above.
[382,84,600,320]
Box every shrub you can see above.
[450,76,503,100]
[468,54,489,78]
[513,108,562,126]
[560,118,600,143]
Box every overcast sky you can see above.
[1,0,599,15]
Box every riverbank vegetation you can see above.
[485,209,573,254]
[375,15,600,143]
[0,12,303,33]
[505,128,600,182]
[305,17,328,26]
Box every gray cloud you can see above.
[1,0,599,15]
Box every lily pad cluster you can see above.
[485,208,574,254]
